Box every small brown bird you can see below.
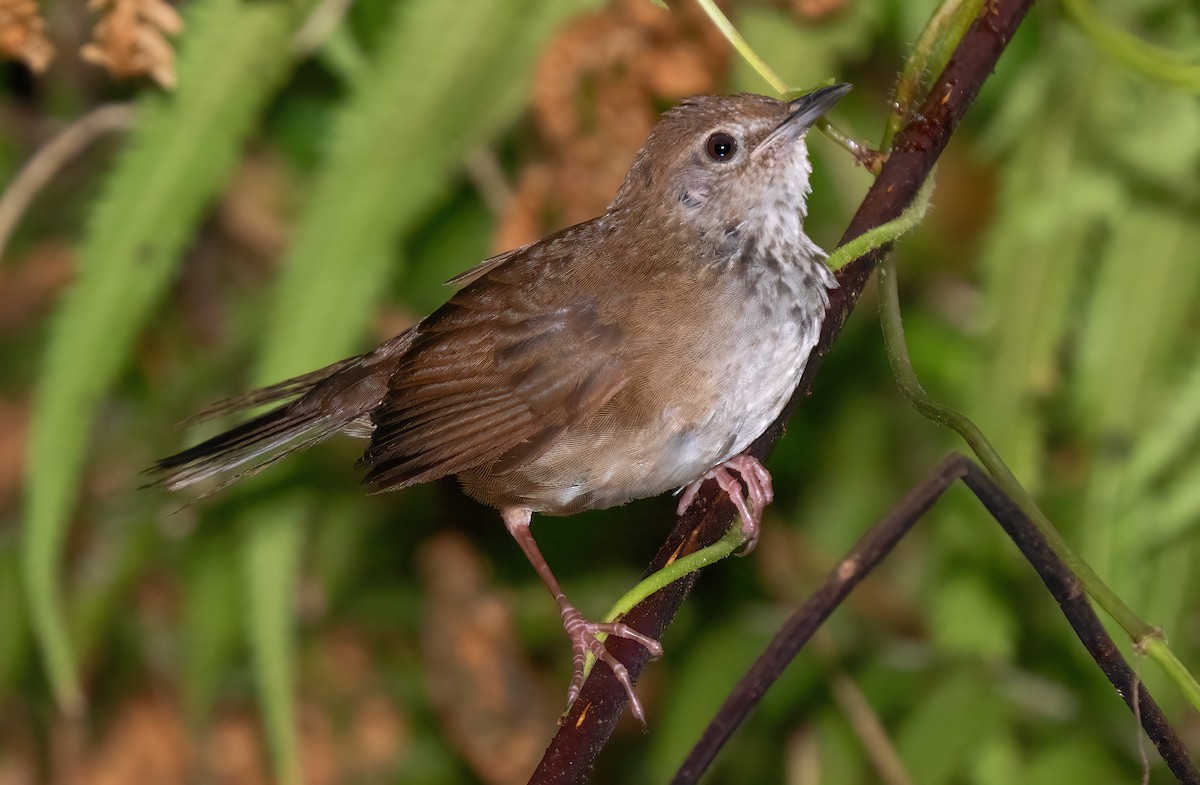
[151,84,850,723]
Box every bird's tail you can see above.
[147,355,378,495]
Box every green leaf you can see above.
[968,732,1023,785]
[970,58,1110,492]
[242,502,306,785]
[21,0,308,714]
[181,532,245,725]
[1125,357,1200,493]
[896,668,1008,785]
[647,615,779,783]
[1136,467,1200,553]
[929,573,1016,662]
[1023,734,1124,785]
[1076,206,1200,576]
[0,537,28,704]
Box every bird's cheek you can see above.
[678,187,707,209]
[680,174,713,206]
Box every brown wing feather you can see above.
[444,221,593,287]
[361,220,628,492]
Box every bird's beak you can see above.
[784,82,853,131]
[756,83,852,157]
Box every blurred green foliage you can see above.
[1,0,1198,782]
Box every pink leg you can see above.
[501,507,663,726]
[676,453,774,554]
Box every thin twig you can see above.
[527,1,1035,781]
[828,664,915,785]
[463,148,514,217]
[0,104,135,263]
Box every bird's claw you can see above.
[561,606,662,727]
[677,453,774,554]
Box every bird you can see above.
[150,83,851,724]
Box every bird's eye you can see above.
[705,132,738,161]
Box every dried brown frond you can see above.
[0,0,54,72]
[217,151,294,262]
[80,0,183,89]
[0,241,74,332]
[495,0,731,251]
[0,398,28,513]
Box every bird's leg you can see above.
[501,507,664,725]
[676,453,774,554]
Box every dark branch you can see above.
[672,454,1200,785]
[530,1,1036,781]
[959,462,1200,784]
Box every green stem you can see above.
[1061,0,1200,91]
[606,525,746,626]
[883,0,985,149]
[876,255,1200,711]
[694,0,788,95]
[583,524,746,679]
[825,175,936,272]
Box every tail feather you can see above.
[177,357,359,428]
[148,354,384,493]
[150,411,345,498]
[148,405,344,491]
[150,330,416,496]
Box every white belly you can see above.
[554,257,836,512]
[657,266,831,485]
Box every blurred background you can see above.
[2,0,1199,782]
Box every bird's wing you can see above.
[360,226,629,492]
[444,243,530,287]
[444,221,596,287]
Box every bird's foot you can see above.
[676,453,774,554]
[561,604,663,726]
